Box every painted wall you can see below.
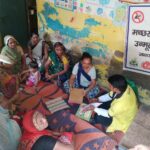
[37,0,150,105]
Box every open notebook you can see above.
[45,97,69,113]
[76,103,102,121]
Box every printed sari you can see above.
[48,50,64,74]
[1,45,22,74]
[48,51,69,83]
[18,111,54,150]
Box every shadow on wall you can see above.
[66,46,82,73]
[67,46,82,65]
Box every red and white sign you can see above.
[132,10,144,23]
[124,5,150,75]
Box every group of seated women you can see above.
[0,33,100,99]
[28,33,100,99]
[0,33,138,150]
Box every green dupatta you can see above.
[1,46,22,74]
[48,50,64,74]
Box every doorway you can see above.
[26,0,38,36]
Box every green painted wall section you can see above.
[0,0,28,47]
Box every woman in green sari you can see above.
[0,35,25,74]
[44,42,69,84]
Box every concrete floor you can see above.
[120,104,150,148]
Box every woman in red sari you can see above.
[18,110,74,150]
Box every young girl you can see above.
[26,60,41,87]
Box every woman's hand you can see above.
[45,72,54,79]
[89,98,98,103]
[84,88,91,97]
[69,86,73,93]
[84,89,88,97]
[45,72,49,78]
[46,74,55,80]
[82,105,95,112]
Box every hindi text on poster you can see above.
[124,5,150,75]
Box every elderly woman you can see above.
[63,52,100,99]
[18,110,74,150]
[0,35,25,74]
[44,42,69,84]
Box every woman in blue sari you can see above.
[63,52,100,99]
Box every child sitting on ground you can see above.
[26,59,41,87]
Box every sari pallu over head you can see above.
[1,35,22,74]
[18,110,53,150]
[77,63,91,89]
